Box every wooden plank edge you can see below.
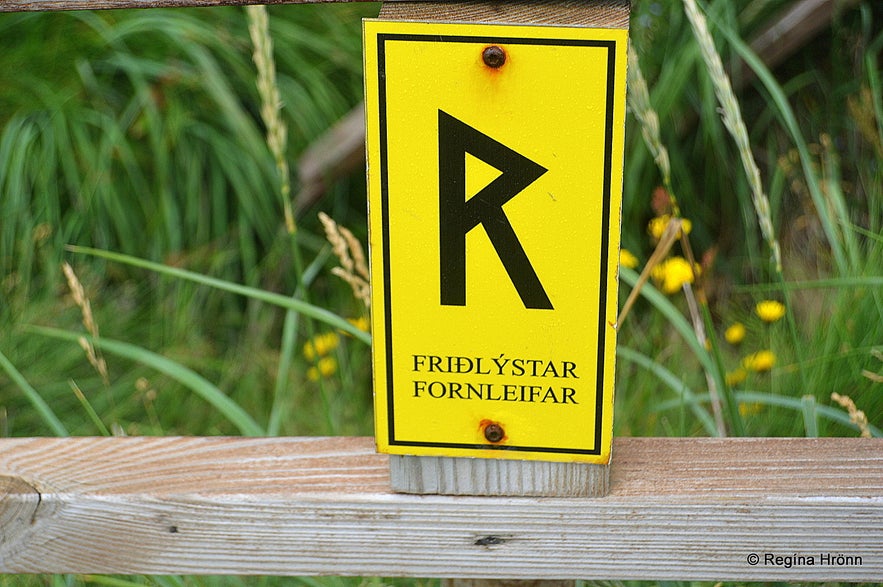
[1,0,631,16]
[1,0,413,14]
[1,437,881,579]
[378,0,629,28]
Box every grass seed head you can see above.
[63,263,109,385]
[830,392,872,438]
[319,212,371,309]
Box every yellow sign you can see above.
[364,20,628,464]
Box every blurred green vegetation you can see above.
[617,0,882,439]
[0,0,881,585]
[1,3,377,438]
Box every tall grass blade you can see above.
[269,307,300,437]
[866,50,883,156]
[69,379,111,436]
[657,390,881,437]
[801,394,819,438]
[682,0,782,273]
[268,249,330,436]
[67,245,371,344]
[247,4,294,235]
[28,326,265,437]
[701,2,859,274]
[683,0,818,394]
[617,346,718,435]
[626,43,674,209]
[77,576,160,587]
[737,276,883,292]
[0,348,68,437]
[619,267,718,384]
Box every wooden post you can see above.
[366,0,629,498]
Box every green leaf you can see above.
[0,348,68,437]
[655,390,882,438]
[701,2,858,274]
[67,245,371,345]
[801,394,819,438]
[617,346,718,436]
[619,267,718,377]
[27,326,265,437]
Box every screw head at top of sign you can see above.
[482,45,507,69]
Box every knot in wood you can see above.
[0,475,42,529]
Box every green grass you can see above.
[1,0,882,585]
[615,0,882,442]
[1,3,377,440]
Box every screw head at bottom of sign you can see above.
[481,420,506,444]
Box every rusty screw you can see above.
[483,423,505,443]
[482,46,506,69]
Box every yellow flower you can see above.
[725,368,747,386]
[724,322,746,345]
[619,249,639,269]
[303,332,340,361]
[647,216,668,240]
[742,350,776,373]
[307,356,337,381]
[650,256,700,294]
[755,300,786,323]
[347,316,371,334]
[738,402,763,417]
[647,214,692,240]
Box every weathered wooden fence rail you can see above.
[1,0,393,11]
[3,0,880,582]
[4,0,573,13]
[2,437,882,580]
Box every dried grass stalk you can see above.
[247,5,294,234]
[318,212,370,309]
[62,262,109,385]
[682,0,782,272]
[830,392,872,438]
[627,43,678,216]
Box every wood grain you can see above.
[0,0,631,15]
[379,0,629,27]
[2,0,398,13]
[1,436,881,579]
[389,454,609,497]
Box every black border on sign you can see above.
[376,32,618,456]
